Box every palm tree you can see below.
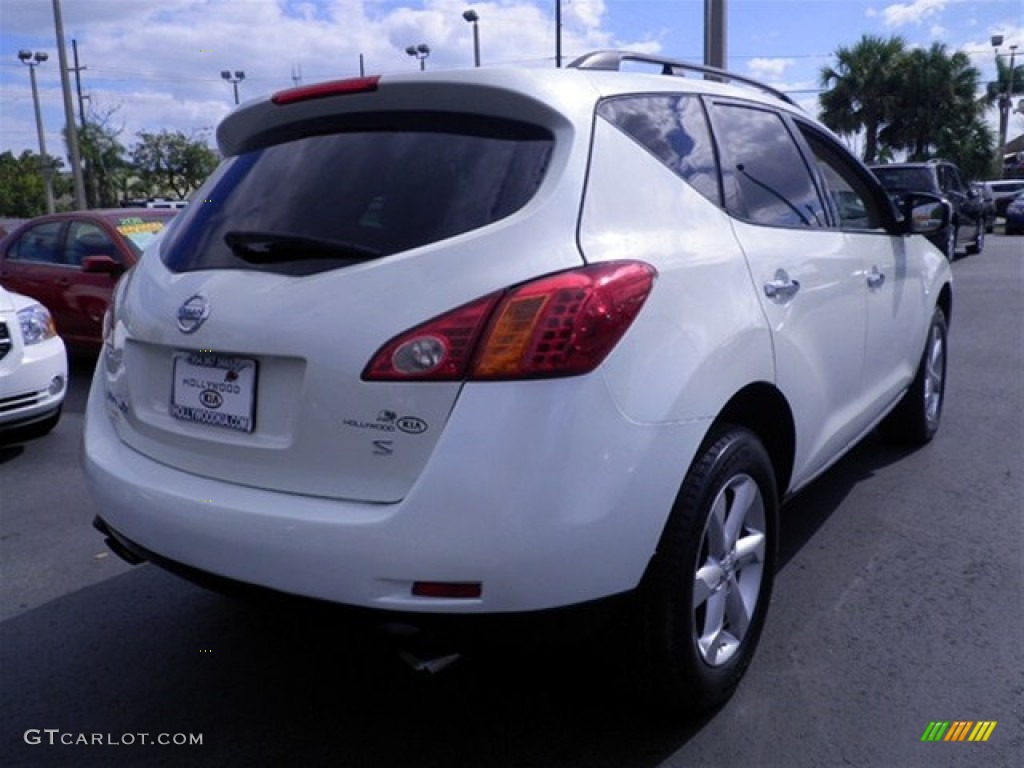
[819,35,906,164]
[884,44,982,162]
[983,53,1024,110]
[983,53,1024,173]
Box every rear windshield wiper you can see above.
[224,231,380,264]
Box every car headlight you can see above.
[17,304,58,346]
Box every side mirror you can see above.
[81,255,124,275]
[900,193,951,235]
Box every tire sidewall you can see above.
[919,308,948,439]
[640,426,778,711]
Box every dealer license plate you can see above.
[170,352,257,433]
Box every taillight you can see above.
[363,261,656,381]
[271,76,380,105]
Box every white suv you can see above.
[83,51,953,712]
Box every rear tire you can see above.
[634,425,778,714]
[943,225,957,261]
[965,223,984,255]
[881,307,947,444]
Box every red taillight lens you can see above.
[271,76,380,105]
[362,293,502,381]
[362,261,656,382]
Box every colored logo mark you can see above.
[921,721,997,742]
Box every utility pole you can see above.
[704,0,727,72]
[555,1,562,68]
[71,38,94,208]
[52,0,87,209]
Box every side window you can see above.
[66,221,117,266]
[800,128,885,231]
[710,103,826,228]
[597,94,721,206]
[946,166,965,194]
[8,222,63,264]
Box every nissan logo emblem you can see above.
[177,294,210,334]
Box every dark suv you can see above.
[870,160,984,260]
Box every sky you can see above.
[0,0,1022,162]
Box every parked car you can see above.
[870,160,984,260]
[970,182,996,233]
[83,51,953,714]
[981,179,1024,219]
[0,284,66,444]
[1005,191,1024,235]
[0,209,176,351]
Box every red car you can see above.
[0,209,176,350]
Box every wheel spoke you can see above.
[693,562,723,608]
[697,590,727,661]
[724,574,752,638]
[706,493,728,554]
[733,530,766,569]
[722,477,758,549]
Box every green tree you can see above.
[983,52,1024,112]
[983,53,1024,174]
[75,104,130,208]
[883,44,982,162]
[935,118,996,181]
[0,150,69,217]
[819,35,906,164]
[130,130,219,200]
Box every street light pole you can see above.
[221,70,245,105]
[18,50,56,214]
[405,44,431,71]
[463,10,481,67]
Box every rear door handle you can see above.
[866,267,885,289]
[763,270,800,302]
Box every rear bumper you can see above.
[83,360,709,615]
[93,514,633,647]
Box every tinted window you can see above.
[872,167,936,194]
[800,129,885,231]
[66,221,117,266]
[162,115,553,275]
[597,95,721,206]
[710,104,826,228]
[9,222,63,264]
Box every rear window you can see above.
[161,113,553,275]
[872,167,935,194]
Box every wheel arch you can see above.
[937,281,953,327]
[713,382,796,501]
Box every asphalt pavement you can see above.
[1,236,1021,767]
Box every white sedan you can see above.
[0,285,66,443]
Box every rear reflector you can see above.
[271,76,380,105]
[412,582,483,599]
[363,261,657,381]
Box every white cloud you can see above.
[747,57,794,81]
[875,0,948,28]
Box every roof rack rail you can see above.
[567,50,800,108]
